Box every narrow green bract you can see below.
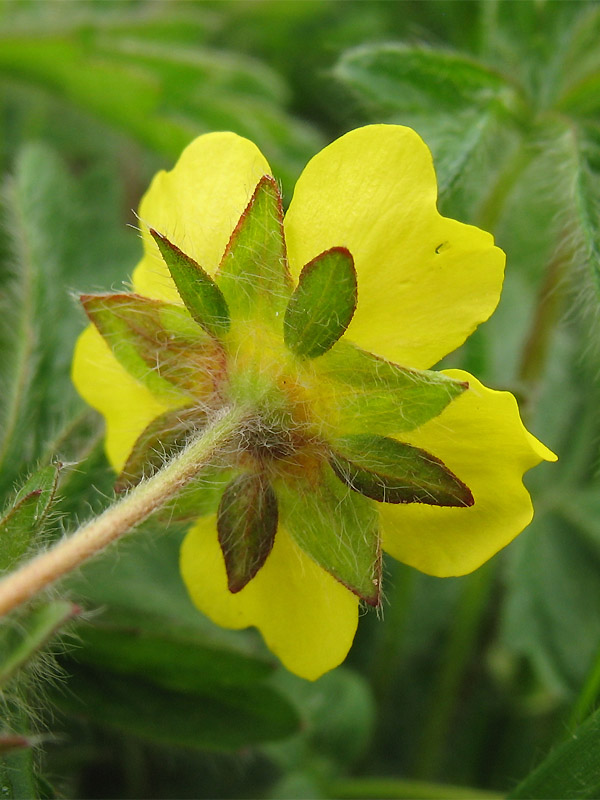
[150,229,231,339]
[284,247,357,358]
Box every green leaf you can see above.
[276,463,380,605]
[0,464,60,570]
[573,140,600,296]
[81,292,225,402]
[500,515,600,695]
[217,473,278,593]
[0,144,75,494]
[74,623,273,691]
[314,342,467,435]
[0,747,37,800]
[284,247,357,358]
[217,175,291,320]
[334,43,518,116]
[53,665,299,751]
[330,434,473,507]
[0,600,78,687]
[509,705,600,799]
[149,229,230,338]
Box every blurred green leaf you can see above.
[334,43,518,115]
[53,664,299,751]
[509,705,600,799]
[0,144,74,492]
[0,463,60,570]
[501,515,600,696]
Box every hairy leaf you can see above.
[509,705,600,799]
[0,463,61,570]
[284,247,357,358]
[0,600,79,687]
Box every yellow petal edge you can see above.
[380,370,557,577]
[180,518,359,681]
[133,132,272,302]
[71,326,175,472]
[284,124,506,369]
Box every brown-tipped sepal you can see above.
[80,292,226,401]
[217,175,291,319]
[329,434,474,507]
[217,472,278,593]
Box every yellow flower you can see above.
[72,125,556,681]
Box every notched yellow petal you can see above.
[180,518,359,681]
[380,370,556,577]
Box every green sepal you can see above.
[284,247,357,358]
[217,472,278,593]
[277,464,381,605]
[217,175,291,320]
[329,434,474,507]
[81,293,226,402]
[116,406,232,522]
[149,229,231,339]
[0,463,61,570]
[314,342,468,435]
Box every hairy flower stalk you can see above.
[5,124,553,680]
[0,406,243,617]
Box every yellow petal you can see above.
[380,370,557,576]
[284,125,505,369]
[180,517,359,680]
[133,132,272,301]
[71,326,174,471]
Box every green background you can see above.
[1,1,600,798]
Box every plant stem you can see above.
[0,405,243,618]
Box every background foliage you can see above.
[1,1,600,797]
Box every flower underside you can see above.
[82,175,474,607]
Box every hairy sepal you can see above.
[330,434,474,507]
[150,229,230,339]
[284,247,357,358]
[313,342,468,435]
[217,176,292,322]
[277,464,381,606]
[217,472,278,593]
[81,293,226,402]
